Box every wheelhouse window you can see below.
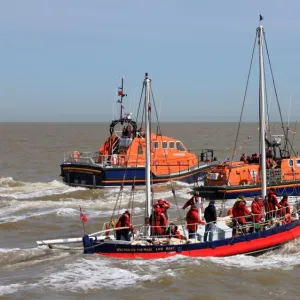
[162,141,168,149]
[176,141,185,152]
[169,141,175,149]
[153,141,159,149]
[288,159,294,167]
[138,145,143,155]
[296,159,300,167]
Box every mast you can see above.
[257,25,267,199]
[144,73,151,236]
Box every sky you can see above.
[0,0,300,122]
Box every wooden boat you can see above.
[39,33,300,258]
[60,78,216,188]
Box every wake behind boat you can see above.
[60,78,217,188]
[39,24,300,260]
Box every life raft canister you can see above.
[72,151,81,161]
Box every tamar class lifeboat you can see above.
[194,138,300,200]
[60,78,217,188]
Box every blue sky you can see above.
[0,0,300,122]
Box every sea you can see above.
[1,122,300,300]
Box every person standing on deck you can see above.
[153,199,171,219]
[115,211,134,241]
[204,200,217,242]
[182,192,199,209]
[232,196,252,237]
[186,204,205,239]
[265,188,282,220]
[251,196,263,232]
[279,195,292,224]
[149,205,167,236]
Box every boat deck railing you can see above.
[100,204,300,244]
[63,151,218,171]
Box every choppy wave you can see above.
[1,239,300,296]
[0,177,86,200]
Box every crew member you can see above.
[232,196,252,236]
[265,188,282,220]
[186,204,205,239]
[279,195,292,224]
[165,223,186,240]
[251,196,263,232]
[182,192,199,209]
[149,205,167,236]
[240,153,247,163]
[153,198,171,219]
[115,210,134,241]
[204,200,217,242]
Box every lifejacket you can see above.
[186,206,204,231]
[116,211,133,231]
[149,207,167,235]
[226,208,233,216]
[154,199,171,213]
[279,199,291,217]
[232,199,251,224]
[251,200,263,223]
[267,190,281,212]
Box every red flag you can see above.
[118,90,123,96]
[80,211,88,223]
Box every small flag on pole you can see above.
[121,105,125,109]
[260,15,263,21]
[80,210,88,223]
[118,90,123,96]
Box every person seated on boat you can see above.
[115,210,134,241]
[186,204,205,240]
[182,192,199,210]
[246,155,252,163]
[251,153,259,163]
[279,195,292,224]
[265,188,282,220]
[204,200,217,242]
[165,223,187,240]
[153,199,171,219]
[232,195,252,237]
[240,153,247,163]
[149,205,167,236]
[251,196,264,232]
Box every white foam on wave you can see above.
[38,257,155,292]
[0,178,86,200]
[0,283,24,296]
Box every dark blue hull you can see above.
[194,181,300,200]
[60,163,208,188]
[82,219,300,258]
